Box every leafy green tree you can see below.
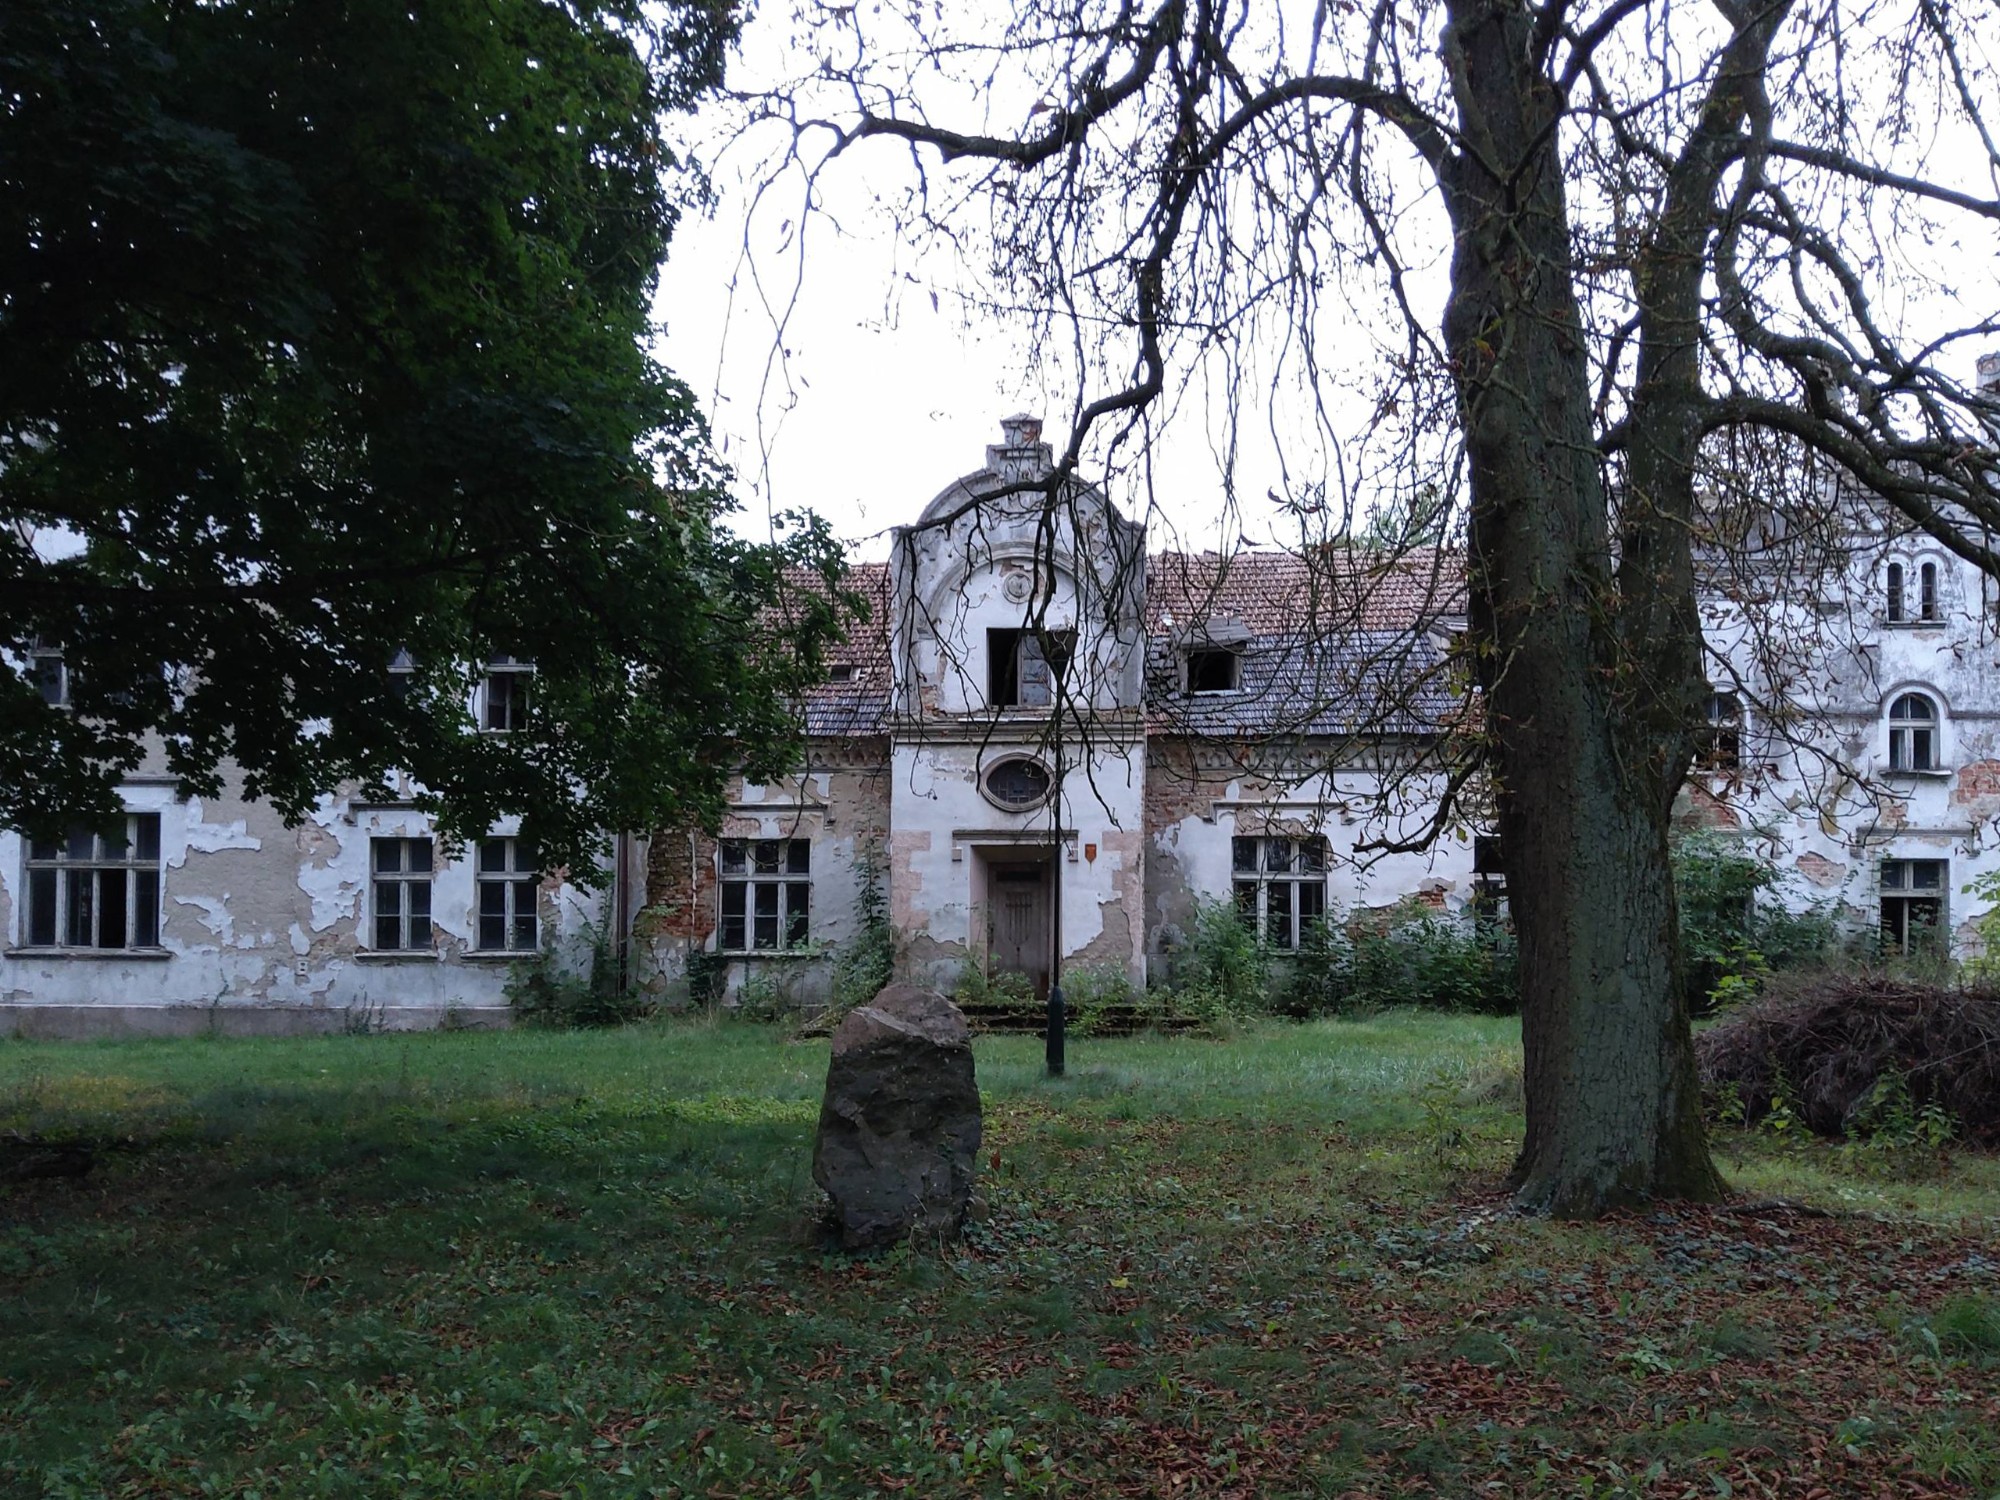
[0,0,851,870]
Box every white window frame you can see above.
[718,838,812,952]
[1231,834,1329,951]
[22,813,164,950]
[475,837,540,953]
[482,656,534,732]
[1887,692,1940,773]
[1697,690,1742,772]
[370,836,434,951]
[1880,859,1946,955]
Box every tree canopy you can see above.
[743,0,2000,1213]
[0,0,851,871]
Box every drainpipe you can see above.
[611,831,629,992]
[1047,740,1066,1077]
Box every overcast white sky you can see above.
[654,5,2000,564]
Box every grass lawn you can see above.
[3,1013,1999,1498]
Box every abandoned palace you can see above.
[7,370,2000,1034]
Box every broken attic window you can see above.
[987,627,1075,708]
[1186,647,1240,694]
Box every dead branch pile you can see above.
[1695,975,2000,1143]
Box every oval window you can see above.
[983,756,1053,811]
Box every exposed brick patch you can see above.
[1679,782,1742,829]
[1952,759,2000,806]
[1793,850,1846,888]
[639,828,717,944]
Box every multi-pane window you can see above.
[370,837,434,951]
[23,814,162,949]
[1696,691,1742,772]
[1232,835,1328,950]
[476,838,539,952]
[1888,692,1939,772]
[482,656,533,732]
[719,838,811,952]
[1880,859,1945,955]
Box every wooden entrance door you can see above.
[988,859,1052,1001]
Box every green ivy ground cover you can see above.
[3,1015,1997,1497]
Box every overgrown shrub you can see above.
[1673,832,1838,1011]
[1695,973,2000,1143]
[1061,963,1139,1036]
[506,916,656,1029]
[1288,901,1516,1017]
[829,842,896,1013]
[1170,896,1271,1019]
[952,965,1036,1015]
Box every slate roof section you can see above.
[797,562,892,738]
[1144,630,1460,739]
[792,549,1464,738]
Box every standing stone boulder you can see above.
[813,983,981,1250]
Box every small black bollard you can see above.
[1045,983,1066,1077]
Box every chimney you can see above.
[1978,351,2000,397]
[988,414,1052,484]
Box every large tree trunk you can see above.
[1440,0,1724,1216]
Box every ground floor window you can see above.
[1471,833,1508,926]
[1880,858,1946,955]
[476,837,539,952]
[371,837,434,951]
[1233,835,1327,950]
[720,838,811,952]
[24,813,163,949]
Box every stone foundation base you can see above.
[0,1003,513,1040]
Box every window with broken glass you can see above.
[370,837,434,951]
[482,656,534,732]
[476,837,539,952]
[23,814,163,950]
[719,838,811,952]
[1696,691,1742,773]
[1879,859,1946,955]
[986,627,1075,708]
[1232,834,1328,950]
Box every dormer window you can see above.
[1186,647,1240,694]
[987,627,1074,709]
[1886,562,1905,623]
[1919,562,1939,622]
[827,663,857,684]
[1888,692,1939,772]
[483,656,534,732]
